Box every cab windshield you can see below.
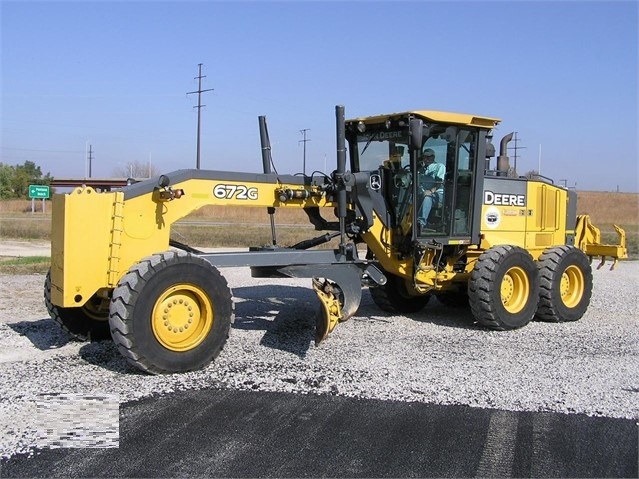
[355,129,410,172]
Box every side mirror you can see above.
[409,119,423,150]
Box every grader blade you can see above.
[313,278,343,345]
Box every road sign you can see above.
[29,185,50,199]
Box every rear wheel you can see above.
[536,246,592,322]
[109,251,234,374]
[44,270,111,340]
[369,273,431,313]
[468,245,539,330]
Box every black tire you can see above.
[369,273,431,314]
[44,270,111,341]
[468,245,539,330]
[436,288,470,308]
[109,251,234,374]
[535,246,593,322]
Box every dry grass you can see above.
[576,191,639,229]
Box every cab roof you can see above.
[347,110,501,129]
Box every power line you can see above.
[186,63,214,169]
[299,128,311,175]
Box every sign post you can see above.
[29,185,50,213]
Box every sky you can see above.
[1,0,638,192]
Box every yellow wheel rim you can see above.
[500,266,529,314]
[560,265,584,308]
[151,284,213,352]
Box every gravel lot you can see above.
[1,261,638,460]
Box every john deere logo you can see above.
[484,190,525,207]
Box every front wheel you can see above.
[109,252,234,374]
[536,246,592,322]
[468,245,539,330]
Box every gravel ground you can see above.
[1,261,638,460]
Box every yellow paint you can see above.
[50,178,337,308]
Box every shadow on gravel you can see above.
[232,284,316,359]
[231,285,483,358]
[7,318,74,350]
[411,299,478,329]
[78,341,139,374]
[357,290,479,331]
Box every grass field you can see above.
[1,190,637,274]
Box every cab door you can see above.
[415,127,478,241]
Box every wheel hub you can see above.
[152,285,213,352]
[500,266,528,314]
[560,265,584,308]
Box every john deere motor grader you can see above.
[46,105,627,374]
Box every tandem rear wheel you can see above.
[109,251,234,374]
[468,245,539,330]
[535,245,593,322]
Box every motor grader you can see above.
[45,105,627,374]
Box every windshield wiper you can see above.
[360,131,380,156]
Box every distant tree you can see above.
[112,160,161,178]
[0,161,52,199]
[0,163,13,199]
[523,169,540,179]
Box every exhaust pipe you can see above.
[497,132,514,177]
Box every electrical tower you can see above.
[299,128,311,175]
[187,63,214,169]
[87,144,93,178]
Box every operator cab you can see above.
[346,111,499,249]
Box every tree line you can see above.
[0,161,52,200]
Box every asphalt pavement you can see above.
[2,388,637,478]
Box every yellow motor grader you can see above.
[45,105,627,374]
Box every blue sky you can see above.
[2,1,638,192]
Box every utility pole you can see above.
[87,144,93,178]
[299,128,311,175]
[187,63,214,169]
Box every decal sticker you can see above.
[484,190,526,207]
[484,206,501,229]
[213,184,259,200]
[369,174,381,191]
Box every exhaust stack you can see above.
[497,132,514,177]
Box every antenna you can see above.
[186,63,214,169]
